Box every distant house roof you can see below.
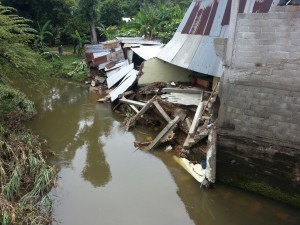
[158,0,276,77]
[116,37,161,45]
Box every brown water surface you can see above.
[18,78,299,225]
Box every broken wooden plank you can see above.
[185,118,191,129]
[119,98,146,108]
[203,82,220,113]
[183,134,194,149]
[126,96,157,131]
[153,100,171,122]
[144,116,180,151]
[131,96,156,120]
[129,105,139,114]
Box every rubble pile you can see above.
[84,39,219,187]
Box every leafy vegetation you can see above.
[124,2,184,42]
[34,20,53,52]
[0,5,49,84]
[1,0,191,45]
[71,30,90,56]
[0,6,57,224]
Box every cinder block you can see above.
[259,99,273,107]
[270,114,284,122]
[248,26,261,32]
[259,39,275,45]
[287,103,300,112]
[291,39,300,46]
[261,26,276,32]
[294,97,300,105]
[238,32,261,39]
[260,87,276,95]
[289,52,300,59]
[238,25,249,32]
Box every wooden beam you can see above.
[119,97,146,108]
[144,116,180,151]
[132,96,156,120]
[189,102,204,137]
[126,96,157,131]
[153,100,171,122]
[183,134,194,149]
[129,105,139,114]
[185,118,191,129]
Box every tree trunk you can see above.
[90,23,97,44]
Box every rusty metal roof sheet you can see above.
[158,0,276,77]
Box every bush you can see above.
[0,84,36,123]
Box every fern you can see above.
[0,4,49,84]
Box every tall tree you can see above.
[77,0,101,44]
[100,0,124,27]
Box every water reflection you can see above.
[155,151,300,225]
[21,79,114,188]
[17,78,300,225]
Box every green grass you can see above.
[46,46,87,83]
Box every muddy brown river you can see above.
[18,78,299,225]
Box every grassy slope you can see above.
[0,85,56,224]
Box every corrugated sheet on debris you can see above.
[158,0,276,77]
[84,40,125,69]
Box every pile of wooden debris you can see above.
[84,39,219,187]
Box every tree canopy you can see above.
[0,0,192,45]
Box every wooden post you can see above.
[153,100,171,122]
[119,97,146,108]
[189,102,204,137]
[126,96,157,130]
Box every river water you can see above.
[18,78,299,225]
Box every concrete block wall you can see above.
[219,5,300,148]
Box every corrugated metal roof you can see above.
[158,0,276,77]
[131,44,164,60]
[109,69,138,102]
[116,37,161,45]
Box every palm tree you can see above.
[71,30,90,56]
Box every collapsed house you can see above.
[84,0,300,200]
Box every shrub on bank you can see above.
[0,85,56,225]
